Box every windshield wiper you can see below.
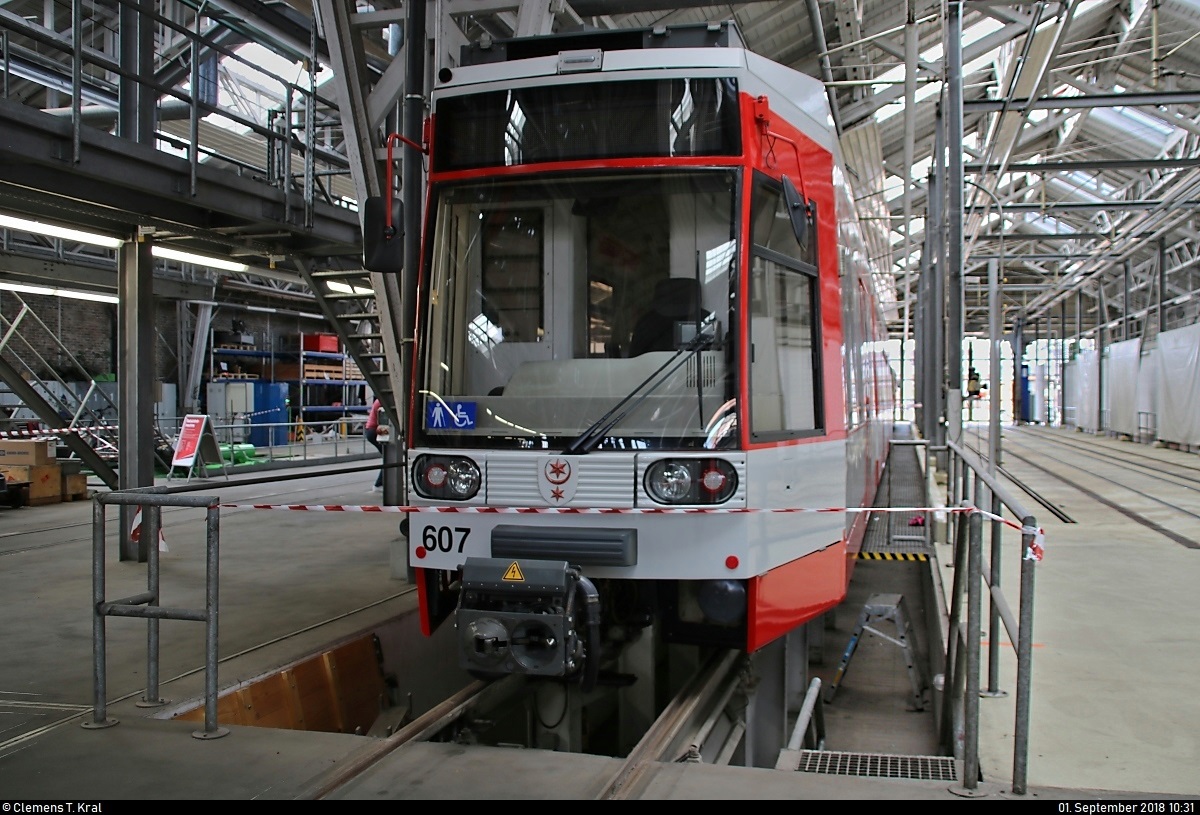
[562,332,714,456]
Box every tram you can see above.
[375,21,895,691]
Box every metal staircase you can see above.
[0,292,120,487]
[293,261,398,418]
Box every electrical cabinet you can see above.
[205,381,289,446]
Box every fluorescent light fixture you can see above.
[0,281,119,304]
[0,213,121,248]
[1,214,251,274]
[151,246,249,272]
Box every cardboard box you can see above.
[0,439,56,466]
[2,463,62,505]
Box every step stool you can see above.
[824,592,927,711]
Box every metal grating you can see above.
[861,438,933,556]
[795,750,958,782]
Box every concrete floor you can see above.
[0,428,1196,799]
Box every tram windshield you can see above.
[417,170,738,450]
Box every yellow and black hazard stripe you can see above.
[857,551,928,561]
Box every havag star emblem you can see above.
[539,457,577,504]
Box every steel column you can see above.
[1158,239,1166,333]
[946,2,964,448]
[932,101,947,454]
[117,236,156,562]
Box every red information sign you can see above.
[172,414,208,468]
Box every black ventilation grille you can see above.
[795,751,958,782]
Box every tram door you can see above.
[464,204,560,397]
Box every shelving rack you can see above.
[205,331,369,443]
[279,333,369,436]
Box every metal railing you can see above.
[0,1,352,214]
[86,488,228,739]
[941,439,1039,795]
[199,415,376,463]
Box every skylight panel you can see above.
[891,218,925,245]
[1112,105,1174,138]
[1016,212,1076,235]
[1062,169,1116,198]
[874,51,998,124]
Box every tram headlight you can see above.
[645,458,737,505]
[413,454,481,500]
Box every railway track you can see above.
[967,426,1200,549]
[308,649,750,800]
[597,650,745,799]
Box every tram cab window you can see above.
[420,171,737,448]
[480,209,545,344]
[748,174,822,439]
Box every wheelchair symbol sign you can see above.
[427,400,476,430]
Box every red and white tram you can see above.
[391,21,894,689]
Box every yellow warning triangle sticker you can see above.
[502,562,525,581]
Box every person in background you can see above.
[364,397,384,491]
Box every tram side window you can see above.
[749,178,821,438]
[840,248,862,428]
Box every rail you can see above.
[85,488,228,740]
[941,439,1039,796]
[598,649,745,800]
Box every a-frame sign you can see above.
[169,414,228,482]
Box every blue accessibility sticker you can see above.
[426,400,476,430]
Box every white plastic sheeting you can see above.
[1156,322,1200,445]
[1106,338,1142,436]
[1074,349,1100,432]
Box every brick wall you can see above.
[1,291,120,379]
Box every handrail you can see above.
[940,438,1039,796]
[86,489,228,739]
[785,677,826,752]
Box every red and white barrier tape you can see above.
[217,502,1045,559]
[0,431,57,439]
[0,424,119,439]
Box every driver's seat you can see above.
[629,278,705,356]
